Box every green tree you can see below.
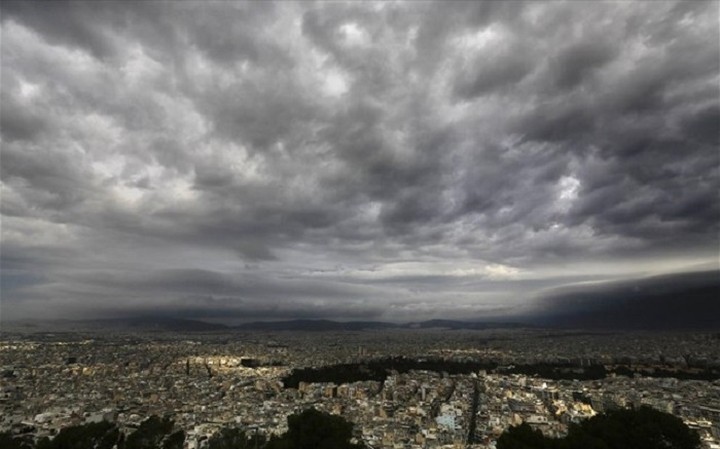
[208,427,267,449]
[162,430,185,449]
[0,432,35,449]
[497,407,700,449]
[566,407,700,449]
[122,416,184,449]
[497,423,554,449]
[35,421,121,449]
[265,408,365,449]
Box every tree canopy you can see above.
[122,416,184,449]
[35,421,120,449]
[0,432,35,449]
[208,427,267,449]
[497,407,701,449]
[1,409,364,449]
[265,408,365,449]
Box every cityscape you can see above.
[1,1,719,448]
[1,325,719,448]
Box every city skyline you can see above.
[1,1,718,323]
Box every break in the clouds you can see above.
[1,1,718,323]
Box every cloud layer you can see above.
[1,1,718,322]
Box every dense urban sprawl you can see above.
[1,329,719,448]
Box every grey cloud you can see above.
[3,267,393,321]
[1,0,121,60]
[188,3,279,65]
[529,270,720,329]
[1,1,718,323]
[550,40,617,90]
[1,143,96,212]
[0,93,47,142]
[453,41,534,99]
[681,103,720,146]
[70,268,374,301]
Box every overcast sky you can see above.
[1,1,718,323]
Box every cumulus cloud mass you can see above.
[1,1,718,322]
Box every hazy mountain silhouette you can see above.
[403,319,528,330]
[94,317,230,332]
[235,319,399,332]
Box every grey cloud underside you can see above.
[1,1,718,322]
[530,270,720,330]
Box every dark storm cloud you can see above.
[0,0,122,60]
[1,1,718,322]
[0,91,48,142]
[529,270,720,329]
[550,40,618,91]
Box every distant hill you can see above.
[0,317,531,333]
[404,319,529,330]
[235,319,399,332]
[528,270,720,330]
[235,319,531,331]
[99,316,230,332]
[2,316,231,333]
